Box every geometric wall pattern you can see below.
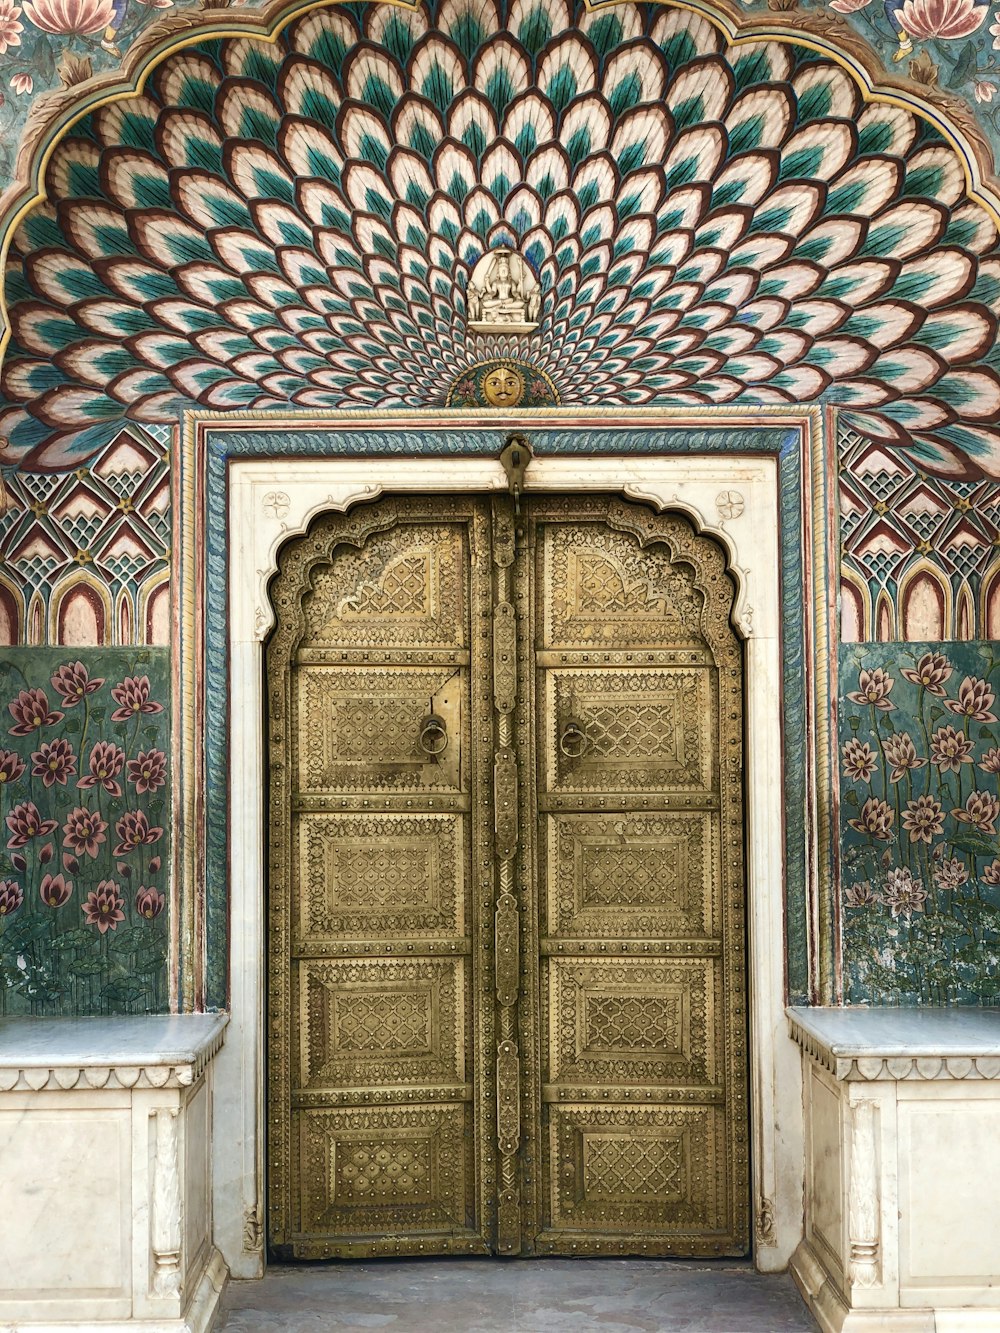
[0,423,170,646]
[840,423,1000,641]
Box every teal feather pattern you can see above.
[0,0,998,475]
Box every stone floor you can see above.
[219,1258,818,1332]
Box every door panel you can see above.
[268,499,494,1259]
[526,498,748,1257]
[267,492,748,1259]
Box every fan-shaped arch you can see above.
[0,0,998,476]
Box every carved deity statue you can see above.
[466,248,541,333]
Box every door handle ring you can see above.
[559,717,589,758]
[419,713,449,756]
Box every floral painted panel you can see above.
[841,640,1000,1003]
[0,647,169,1014]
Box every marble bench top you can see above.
[0,1013,228,1091]
[788,1005,1000,1082]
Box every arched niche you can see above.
[899,562,952,642]
[0,576,22,646]
[139,574,171,647]
[840,571,868,644]
[50,574,111,647]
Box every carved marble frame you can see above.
[182,408,831,1281]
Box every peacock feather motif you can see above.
[1,0,999,476]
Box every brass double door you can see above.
[266,492,749,1260]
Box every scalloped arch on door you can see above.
[0,0,998,478]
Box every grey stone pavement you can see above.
[219,1258,818,1332]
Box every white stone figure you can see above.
[466,247,541,333]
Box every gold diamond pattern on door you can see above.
[267,492,748,1261]
[267,501,494,1259]
[529,498,748,1257]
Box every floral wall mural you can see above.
[840,640,1000,1002]
[0,647,170,1014]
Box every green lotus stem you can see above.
[78,696,90,775]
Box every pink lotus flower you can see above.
[30,737,77,788]
[975,80,996,103]
[62,806,107,858]
[10,853,24,873]
[847,796,895,840]
[112,809,163,857]
[847,668,895,711]
[8,71,29,94]
[845,880,878,907]
[23,0,114,32]
[842,739,877,782]
[77,741,125,797]
[127,748,166,794]
[149,855,161,874]
[829,0,874,10]
[39,873,72,908]
[0,748,25,785]
[0,879,23,916]
[50,661,103,707]
[8,687,62,736]
[897,0,988,40]
[934,856,970,891]
[929,725,974,772]
[952,790,1000,834]
[39,842,52,864]
[82,880,125,934]
[978,746,1000,774]
[135,885,165,919]
[6,800,58,849]
[110,676,163,722]
[62,852,79,874]
[944,676,997,723]
[0,0,22,52]
[901,652,953,695]
[901,795,944,844]
[883,732,926,783]
[883,867,928,918]
[982,860,1000,886]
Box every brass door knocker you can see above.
[418,713,449,756]
[558,716,589,758]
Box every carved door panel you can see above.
[267,492,748,1260]
[522,497,750,1257]
[267,499,497,1259]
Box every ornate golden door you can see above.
[267,493,748,1260]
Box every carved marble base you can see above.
[790,1007,1000,1333]
[0,1015,228,1329]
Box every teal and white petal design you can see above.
[0,0,998,476]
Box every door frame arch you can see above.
[209,433,808,1278]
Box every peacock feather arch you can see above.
[1,0,1000,477]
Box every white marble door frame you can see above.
[217,453,804,1278]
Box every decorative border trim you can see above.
[789,1014,1000,1082]
[189,408,829,1010]
[0,1026,226,1093]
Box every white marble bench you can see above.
[788,1006,1000,1333]
[0,1014,228,1331]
